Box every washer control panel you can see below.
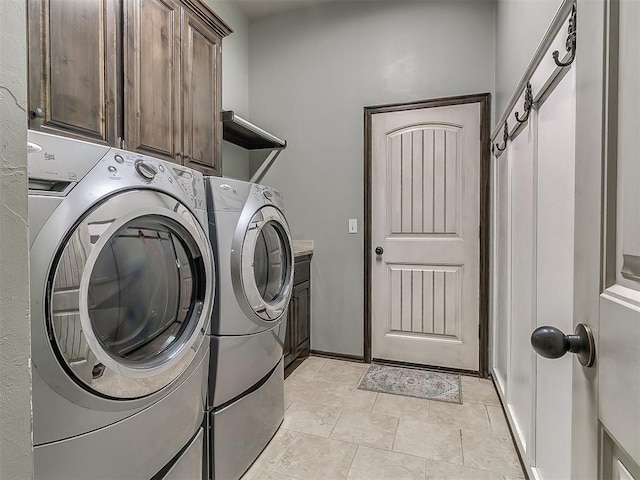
[102,149,206,210]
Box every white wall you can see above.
[495,0,561,118]
[0,0,33,478]
[205,0,252,180]
[249,0,496,356]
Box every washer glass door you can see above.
[48,190,214,399]
[240,205,294,322]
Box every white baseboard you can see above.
[491,367,535,480]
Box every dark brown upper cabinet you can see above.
[180,8,222,175]
[28,0,231,175]
[28,0,120,144]
[124,0,226,174]
[124,0,182,161]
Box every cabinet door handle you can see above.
[176,151,184,160]
[31,107,45,119]
[294,298,299,348]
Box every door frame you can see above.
[363,93,492,377]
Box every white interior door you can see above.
[598,0,640,475]
[371,102,481,371]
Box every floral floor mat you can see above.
[357,363,462,404]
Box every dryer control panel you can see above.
[207,177,285,212]
[251,184,285,210]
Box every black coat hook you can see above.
[553,5,576,67]
[515,82,533,123]
[494,121,509,153]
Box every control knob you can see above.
[135,160,157,181]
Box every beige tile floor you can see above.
[242,356,524,480]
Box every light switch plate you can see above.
[349,219,357,234]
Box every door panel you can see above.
[506,119,535,459]
[182,10,222,175]
[372,102,481,371]
[295,281,310,350]
[492,150,510,389]
[125,0,182,161]
[388,265,461,337]
[283,302,295,367]
[534,66,576,480]
[390,128,460,235]
[600,296,640,462]
[604,430,640,480]
[600,0,640,468]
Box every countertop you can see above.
[293,240,314,258]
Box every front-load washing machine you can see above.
[205,177,294,479]
[28,131,215,479]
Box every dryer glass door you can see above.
[241,206,294,321]
[254,222,288,303]
[49,190,214,399]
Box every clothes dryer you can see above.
[28,131,215,480]
[205,177,294,479]
[208,178,294,336]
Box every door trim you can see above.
[363,93,491,377]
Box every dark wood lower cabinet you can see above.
[284,255,311,377]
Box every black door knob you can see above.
[375,246,383,255]
[530,323,595,367]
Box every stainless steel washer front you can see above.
[48,190,213,399]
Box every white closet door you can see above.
[491,150,510,391]
[506,123,536,460]
[491,5,578,477]
[534,65,576,480]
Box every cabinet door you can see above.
[294,281,310,355]
[283,295,297,369]
[124,0,182,162]
[28,0,119,144]
[181,9,222,176]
